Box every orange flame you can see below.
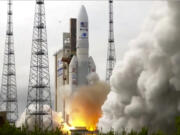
[69,82,110,131]
[70,108,100,131]
[52,112,71,133]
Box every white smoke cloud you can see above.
[16,105,63,130]
[98,1,180,133]
[87,72,100,85]
[61,85,73,99]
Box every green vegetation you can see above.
[0,122,63,135]
[104,128,166,135]
[1,117,180,135]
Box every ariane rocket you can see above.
[69,5,96,89]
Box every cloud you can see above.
[98,1,180,134]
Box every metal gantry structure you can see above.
[0,0,18,124]
[106,0,116,82]
[25,0,52,130]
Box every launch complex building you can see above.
[54,6,96,123]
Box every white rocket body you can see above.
[77,5,89,86]
[88,56,96,73]
[69,5,96,89]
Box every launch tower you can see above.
[106,0,116,82]
[0,0,18,124]
[25,0,52,130]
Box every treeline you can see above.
[1,117,180,135]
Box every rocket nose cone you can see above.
[78,5,88,21]
[80,5,86,13]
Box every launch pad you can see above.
[70,127,99,135]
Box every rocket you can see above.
[69,5,96,89]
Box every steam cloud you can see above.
[98,1,180,133]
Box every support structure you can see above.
[106,0,116,82]
[25,0,52,130]
[0,0,18,124]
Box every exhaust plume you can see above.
[98,1,180,133]
[69,73,110,130]
[70,82,110,130]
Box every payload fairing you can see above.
[69,5,96,89]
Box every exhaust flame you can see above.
[69,82,110,131]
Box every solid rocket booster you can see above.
[77,5,89,86]
[69,5,96,88]
[69,55,78,88]
[88,56,96,73]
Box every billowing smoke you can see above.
[16,105,63,130]
[87,72,100,85]
[98,1,180,133]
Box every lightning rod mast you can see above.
[106,0,116,82]
[25,0,52,130]
[0,0,18,124]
